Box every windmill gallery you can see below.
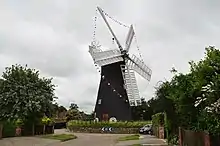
[89,7,152,122]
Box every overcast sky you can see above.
[0,0,220,113]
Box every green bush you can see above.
[41,116,54,125]
[168,134,179,145]
[152,113,164,127]
[67,120,151,129]
[15,119,24,127]
[2,121,17,137]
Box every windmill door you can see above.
[102,114,109,121]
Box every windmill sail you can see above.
[97,7,123,51]
[125,25,135,52]
[126,54,152,81]
[89,45,123,66]
[121,65,141,106]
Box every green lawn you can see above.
[131,144,142,146]
[117,134,140,141]
[41,134,77,142]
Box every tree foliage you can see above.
[58,106,67,112]
[66,109,82,121]
[152,46,220,136]
[0,64,56,122]
[69,103,79,110]
[66,103,82,121]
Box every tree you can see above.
[0,78,3,139]
[153,46,220,139]
[66,109,82,121]
[57,106,67,119]
[87,111,95,120]
[0,79,3,86]
[0,64,57,135]
[58,106,67,112]
[131,98,155,121]
[69,103,79,110]
[66,103,82,121]
[51,103,59,118]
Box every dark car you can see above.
[139,124,153,135]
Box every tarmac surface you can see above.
[0,129,168,146]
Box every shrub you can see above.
[168,134,179,145]
[152,113,164,127]
[15,119,24,127]
[2,121,17,137]
[67,120,151,130]
[41,116,54,126]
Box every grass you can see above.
[131,144,142,146]
[117,134,140,141]
[41,134,77,142]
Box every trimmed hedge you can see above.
[2,121,17,137]
[67,120,151,129]
[1,121,54,138]
[68,127,139,134]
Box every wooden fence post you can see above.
[179,127,183,146]
[0,123,3,139]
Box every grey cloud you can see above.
[1,0,220,112]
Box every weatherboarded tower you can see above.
[94,61,132,121]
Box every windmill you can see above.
[89,7,152,121]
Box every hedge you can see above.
[152,112,164,127]
[2,121,17,137]
[67,120,151,129]
[1,121,54,138]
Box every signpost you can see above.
[101,127,113,132]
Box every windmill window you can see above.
[98,99,102,104]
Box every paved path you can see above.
[0,129,168,146]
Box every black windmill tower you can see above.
[89,7,152,121]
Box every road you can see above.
[0,129,167,146]
[54,129,131,146]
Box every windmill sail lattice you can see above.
[89,46,123,67]
[126,55,152,81]
[89,6,152,121]
[125,25,135,52]
[121,65,141,106]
